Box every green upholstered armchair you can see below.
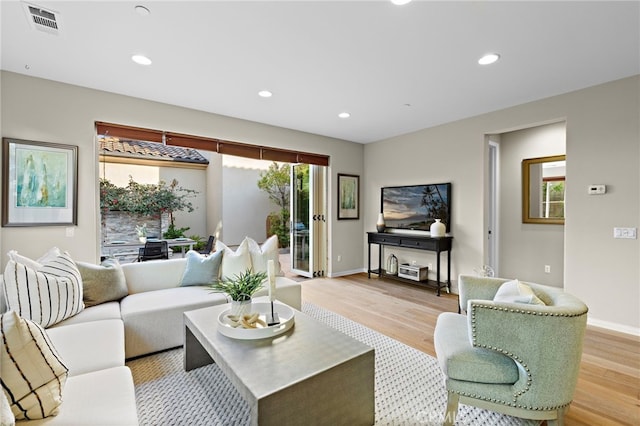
[434,275,588,426]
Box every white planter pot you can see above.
[230,299,253,317]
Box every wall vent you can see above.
[22,2,61,35]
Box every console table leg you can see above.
[436,251,441,296]
[367,243,371,279]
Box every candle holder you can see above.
[266,301,280,326]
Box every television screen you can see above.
[381,183,451,232]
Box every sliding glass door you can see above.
[290,164,326,278]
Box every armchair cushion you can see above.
[493,279,545,305]
[434,312,519,384]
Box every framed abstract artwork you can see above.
[2,138,78,226]
[337,173,359,220]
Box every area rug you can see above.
[127,303,538,426]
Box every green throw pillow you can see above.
[180,250,223,286]
[76,258,128,307]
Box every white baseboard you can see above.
[587,317,640,336]
[328,268,366,278]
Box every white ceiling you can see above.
[2,1,639,144]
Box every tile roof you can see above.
[99,138,209,164]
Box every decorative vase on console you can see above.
[430,219,446,237]
[376,213,386,232]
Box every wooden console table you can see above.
[367,232,453,296]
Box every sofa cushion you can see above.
[247,235,283,276]
[434,312,519,384]
[216,238,252,280]
[49,302,121,328]
[76,258,129,307]
[3,253,84,328]
[120,286,229,358]
[45,319,125,376]
[1,311,68,420]
[18,367,139,426]
[493,279,546,306]
[180,250,223,287]
[121,258,187,294]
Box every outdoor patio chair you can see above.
[137,241,169,262]
[198,235,215,255]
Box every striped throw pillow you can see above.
[2,252,84,328]
[1,310,68,420]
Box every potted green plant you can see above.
[135,223,148,243]
[209,269,267,316]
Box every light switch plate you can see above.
[613,227,637,239]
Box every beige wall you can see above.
[221,156,276,246]
[364,76,639,334]
[1,71,637,334]
[498,122,566,285]
[0,71,364,277]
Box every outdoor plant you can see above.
[257,162,290,248]
[135,223,148,237]
[100,177,198,226]
[208,269,267,302]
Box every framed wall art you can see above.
[2,138,78,226]
[337,173,359,220]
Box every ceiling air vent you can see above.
[22,2,61,35]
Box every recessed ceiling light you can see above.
[478,53,500,65]
[391,0,412,5]
[131,54,152,65]
[338,112,351,119]
[258,90,273,98]
[135,5,150,16]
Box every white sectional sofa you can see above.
[1,248,302,425]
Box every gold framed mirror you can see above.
[522,155,566,224]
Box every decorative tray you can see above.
[217,302,295,340]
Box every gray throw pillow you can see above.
[76,258,128,307]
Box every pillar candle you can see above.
[267,259,276,302]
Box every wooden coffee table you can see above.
[184,301,375,426]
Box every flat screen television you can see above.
[381,183,451,233]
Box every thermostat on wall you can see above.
[588,184,606,195]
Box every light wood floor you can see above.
[299,273,640,426]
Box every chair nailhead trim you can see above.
[468,302,586,410]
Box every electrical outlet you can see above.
[544,265,551,273]
[65,227,74,237]
[411,260,417,266]
[337,255,342,262]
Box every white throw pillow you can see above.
[215,239,252,280]
[247,235,282,276]
[180,250,223,286]
[7,247,61,271]
[493,279,546,306]
[3,252,84,328]
[0,311,68,420]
